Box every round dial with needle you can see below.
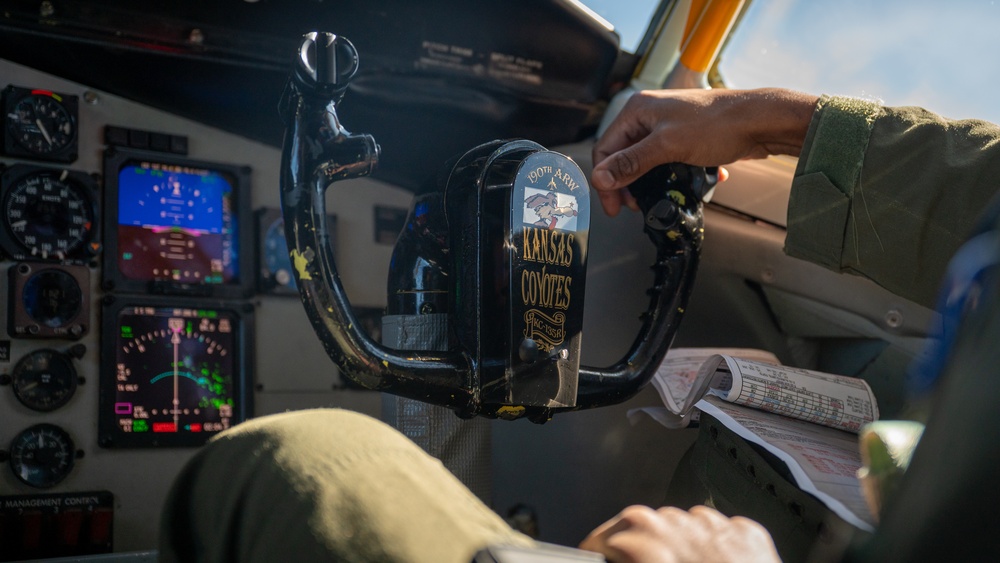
[3,86,79,162]
[8,424,77,488]
[11,349,79,412]
[0,164,100,262]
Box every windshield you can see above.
[719,0,1000,125]
[579,0,661,52]
[583,0,1000,125]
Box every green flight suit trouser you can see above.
[159,409,534,562]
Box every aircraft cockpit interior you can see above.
[2,0,998,561]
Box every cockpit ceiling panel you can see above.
[0,0,622,190]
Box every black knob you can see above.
[296,32,359,94]
[627,163,718,232]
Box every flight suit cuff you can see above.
[785,95,883,270]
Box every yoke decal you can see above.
[523,187,579,231]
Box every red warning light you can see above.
[152,422,178,433]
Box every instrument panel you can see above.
[0,61,395,559]
[0,76,260,558]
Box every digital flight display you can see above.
[99,301,251,448]
[103,149,253,298]
[117,161,237,283]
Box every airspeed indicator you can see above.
[0,164,99,262]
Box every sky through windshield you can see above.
[583,0,1000,125]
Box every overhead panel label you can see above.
[488,52,543,85]
[418,41,482,76]
[416,41,543,86]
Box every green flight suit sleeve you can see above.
[785,95,1000,308]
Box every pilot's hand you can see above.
[578,505,781,563]
[591,88,818,216]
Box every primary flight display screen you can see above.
[103,149,253,298]
[118,161,236,283]
[99,300,252,448]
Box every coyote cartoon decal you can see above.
[524,190,578,230]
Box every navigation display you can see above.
[99,299,252,448]
[103,149,253,298]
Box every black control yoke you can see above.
[280,32,715,422]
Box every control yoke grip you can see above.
[628,164,717,231]
[575,163,715,411]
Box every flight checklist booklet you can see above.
[633,347,879,530]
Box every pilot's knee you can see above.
[208,407,423,467]
[164,409,403,522]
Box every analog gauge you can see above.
[22,268,84,328]
[11,349,79,412]
[8,263,90,339]
[3,85,78,162]
[0,164,99,262]
[261,213,297,294]
[264,217,295,288]
[8,423,77,488]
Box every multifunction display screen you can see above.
[116,160,238,285]
[100,303,250,447]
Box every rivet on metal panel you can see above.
[884,309,904,328]
[188,28,205,45]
